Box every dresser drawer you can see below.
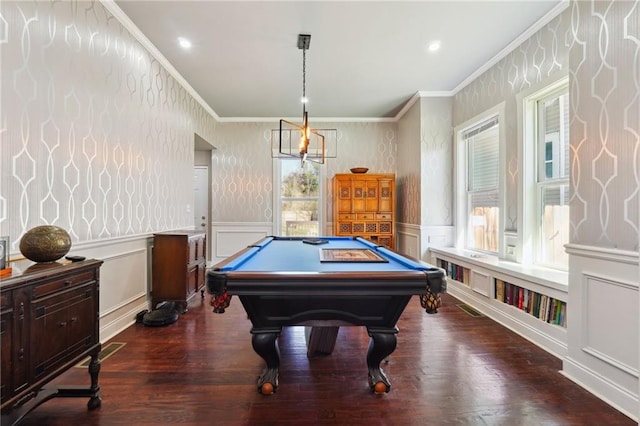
[31,270,97,299]
[338,213,355,220]
[357,213,375,220]
[376,213,392,220]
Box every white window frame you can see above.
[272,158,326,236]
[518,73,569,270]
[454,102,506,257]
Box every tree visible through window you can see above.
[279,160,320,237]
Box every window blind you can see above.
[466,119,499,192]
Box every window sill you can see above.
[429,247,568,293]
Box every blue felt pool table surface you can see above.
[216,236,432,273]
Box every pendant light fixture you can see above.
[272,34,337,165]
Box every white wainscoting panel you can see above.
[563,244,639,421]
[212,222,273,263]
[397,224,420,259]
[583,273,638,374]
[396,223,454,263]
[422,225,455,262]
[70,235,152,343]
[470,269,491,297]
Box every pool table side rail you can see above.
[208,270,440,296]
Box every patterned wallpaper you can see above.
[0,1,218,252]
[396,97,453,227]
[569,0,639,251]
[453,9,571,231]
[397,100,421,225]
[211,121,397,224]
[420,97,453,226]
[210,122,274,223]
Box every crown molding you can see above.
[100,0,220,121]
[451,0,570,95]
[102,0,569,125]
[391,91,455,122]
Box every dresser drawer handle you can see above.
[59,321,67,327]
[65,280,73,286]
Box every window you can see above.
[464,117,500,253]
[455,104,504,255]
[534,85,569,268]
[519,76,569,270]
[275,159,323,237]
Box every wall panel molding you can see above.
[212,222,272,262]
[64,234,152,343]
[565,249,639,421]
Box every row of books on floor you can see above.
[495,279,567,327]
[437,259,470,285]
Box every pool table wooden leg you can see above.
[366,326,398,394]
[251,328,281,394]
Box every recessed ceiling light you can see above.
[428,40,441,52]
[178,37,192,49]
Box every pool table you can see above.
[206,236,446,395]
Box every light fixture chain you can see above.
[302,46,307,114]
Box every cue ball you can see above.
[261,383,274,395]
[374,382,387,394]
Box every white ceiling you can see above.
[113,0,565,120]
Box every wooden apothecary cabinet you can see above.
[333,173,396,249]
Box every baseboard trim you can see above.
[562,357,638,422]
[100,298,149,344]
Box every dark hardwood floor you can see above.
[16,293,634,425]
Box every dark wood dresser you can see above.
[152,230,206,313]
[0,259,103,425]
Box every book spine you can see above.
[518,287,524,309]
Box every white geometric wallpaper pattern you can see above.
[210,122,275,223]
[0,1,217,253]
[453,10,571,232]
[396,99,422,225]
[210,121,397,223]
[569,0,639,251]
[420,97,453,226]
[395,96,454,227]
